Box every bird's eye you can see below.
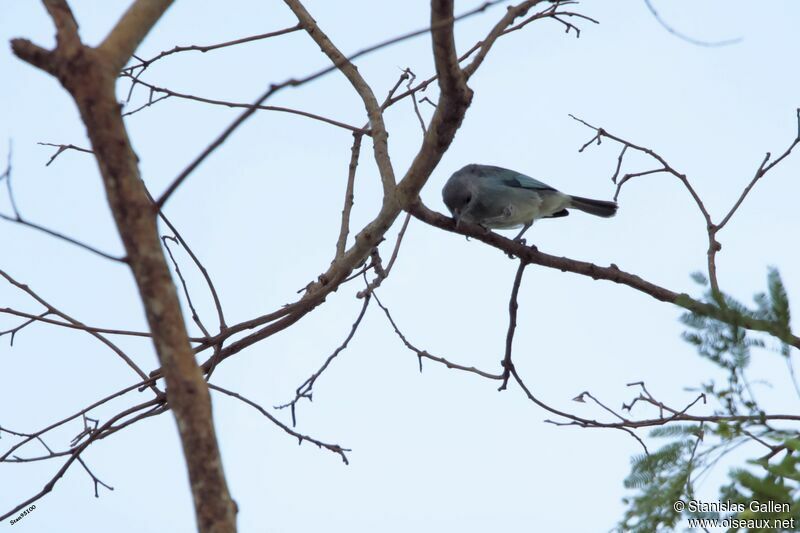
[464,195,472,205]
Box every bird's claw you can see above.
[506,238,538,259]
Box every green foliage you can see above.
[720,443,800,530]
[755,268,793,357]
[619,438,695,532]
[618,269,799,532]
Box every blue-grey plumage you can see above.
[442,164,617,240]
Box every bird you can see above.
[442,164,617,242]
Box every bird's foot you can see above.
[507,238,537,258]
[513,237,538,251]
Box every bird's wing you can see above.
[475,165,557,192]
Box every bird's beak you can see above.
[453,209,461,228]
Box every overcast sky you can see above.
[2,1,799,532]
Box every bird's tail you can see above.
[568,195,618,218]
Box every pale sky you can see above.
[1,1,799,532]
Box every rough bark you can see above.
[12,2,237,531]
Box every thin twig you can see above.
[0,311,48,346]
[275,295,371,426]
[357,213,412,298]
[335,133,363,260]
[0,306,202,342]
[408,200,800,350]
[122,24,303,74]
[716,109,800,232]
[1,397,163,522]
[155,0,507,209]
[209,384,350,464]
[0,212,125,262]
[37,142,93,166]
[121,76,367,133]
[499,261,527,391]
[76,456,114,497]
[0,269,153,384]
[162,236,211,338]
[405,68,427,134]
[643,0,742,47]
[0,376,160,462]
[373,291,503,380]
[1,146,121,262]
[143,183,227,331]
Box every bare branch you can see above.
[99,0,174,71]
[155,84,278,208]
[0,145,121,262]
[155,1,502,208]
[0,268,153,383]
[0,142,17,216]
[499,261,527,391]
[335,133,363,259]
[393,0,474,209]
[1,397,163,522]
[37,142,93,166]
[643,0,742,48]
[122,24,302,74]
[209,384,350,464]
[404,68,428,134]
[0,311,47,346]
[283,0,395,195]
[570,111,800,300]
[571,114,718,292]
[406,201,800,350]
[0,212,124,262]
[0,376,160,463]
[121,76,367,133]
[382,4,595,110]
[463,1,547,78]
[357,213,412,298]
[144,184,227,331]
[275,295,371,426]
[170,0,537,380]
[574,391,628,422]
[0,307,185,340]
[610,145,627,184]
[13,2,237,528]
[44,0,80,53]
[76,456,114,498]
[716,109,800,232]
[373,291,503,380]
[120,91,170,116]
[162,236,210,338]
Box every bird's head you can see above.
[442,173,476,227]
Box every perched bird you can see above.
[442,164,617,241]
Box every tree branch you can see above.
[499,261,527,391]
[282,0,396,195]
[99,0,174,71]
[406,201,800,349]
[120,76,367,133]
[121,23,302,74]
[209,384,350,464]
[643,0,741,47]
[335,133,363,259]
[12,2,235,530]
[275,295,371,426]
